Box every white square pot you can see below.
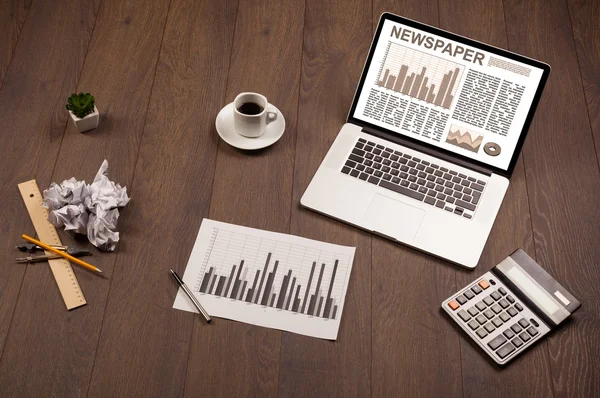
[69,105,99,132]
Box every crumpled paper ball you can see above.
[42,160,130,251]
[84,160,130,212]
[47,204,89,234]
[43,177,89,210]
[87,208,120,252]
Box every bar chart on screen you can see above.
[376,42,464,109]
[173,219,356,340]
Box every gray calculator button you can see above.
[518,318,530,328]
[476,328,488,339]
[457,310,471,322]
[483,297,494,306]
[491,304,502,314]
[484,309,494,319]
[498,299,509,309]
[476,315,487,325]
[503,328,515,339]
[506,295,515,303]
[515,303,524,311]
[456,296,468,305]
[484,323,496,333]
[492,317,503,327]
[491,291,501,301]
[468,320,479,330]
[475,301,487,311]
[498,287,507,295]
[463,290,474,300]
[519,332,531,342]
[512,336,523,347]
[499,312,511,322]
[527,326,539,337]
[471,285,482,295]
[511,324,522,334]
[496,342,516,359]
[507,307,518,317]
[468,307,480,316]
[487,334,507,350]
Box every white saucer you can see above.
[216,102,285,150]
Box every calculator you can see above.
[442,249,581,365]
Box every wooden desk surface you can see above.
[0,0,598,396]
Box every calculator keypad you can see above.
[467,307,479,316]
[443,272,549,364]
[496,342,516,359]
[458,310,471,322]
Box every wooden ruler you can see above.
[18,180,87,310]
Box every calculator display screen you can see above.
[507,267,560,314]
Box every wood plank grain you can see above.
[0,0,98,379]
[439,1,554,396]
[0,0,31,87]
[0,0,171,395]
[503,0,600,396]
[568,0,600,164]
[370,2,462,396]
[278,0,372,396]
[182,0,305,396]
[84,0,237,396]
[376,0,438,23]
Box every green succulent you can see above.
[66,92,95,119]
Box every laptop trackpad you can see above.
[361,194,425,241]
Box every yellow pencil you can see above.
[21,234,103,273]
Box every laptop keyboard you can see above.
[341,138,486,219]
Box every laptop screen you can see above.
[350,15,549,173]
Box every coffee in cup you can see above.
[237,102,264,115]
[233,92,278,138]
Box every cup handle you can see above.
[266,105,278,125]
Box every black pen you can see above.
[170,268,211,323]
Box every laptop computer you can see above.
[300,13,550,268]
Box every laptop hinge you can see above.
[361,126,494,176]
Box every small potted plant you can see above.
[66,92,99,132]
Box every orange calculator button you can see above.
[448,300,460,310]
[478,280,490,290]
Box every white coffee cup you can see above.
[233,92,278,138]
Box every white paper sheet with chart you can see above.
[173,219,356,340]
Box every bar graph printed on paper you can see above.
[196,234,343,320]
[376,42,464,109]
[174,219,355,339]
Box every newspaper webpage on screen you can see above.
[353,20,545,170]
